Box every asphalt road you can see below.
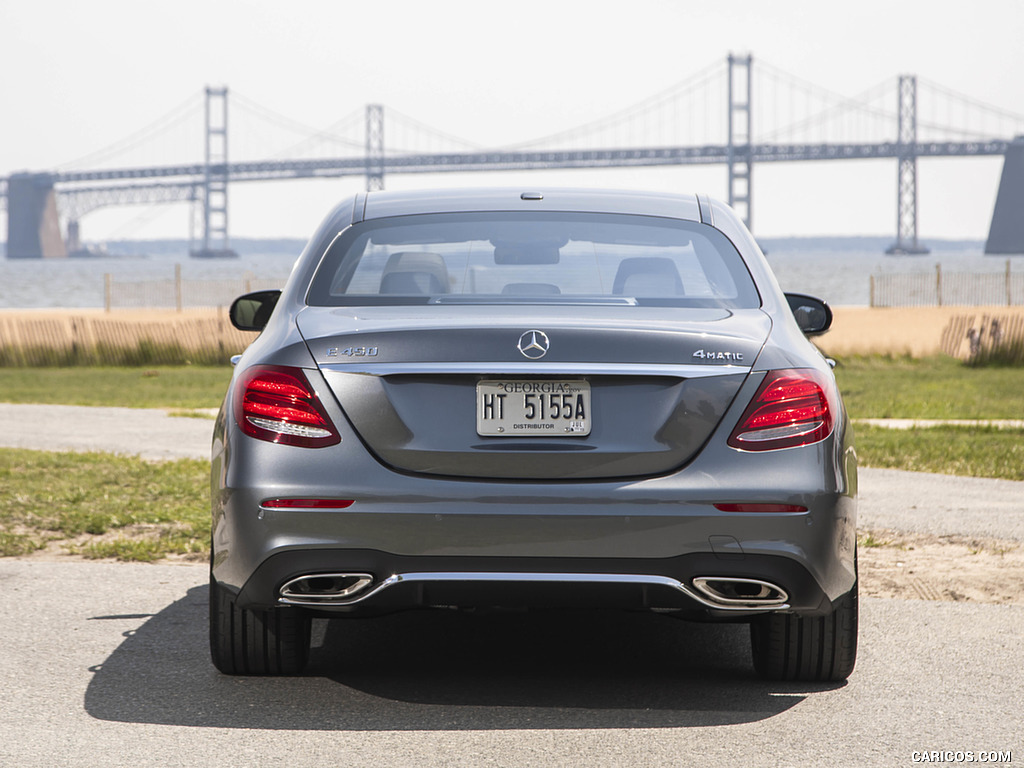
[0,559,1020,767]
[1,404,1022,766]
[0,403,217,462]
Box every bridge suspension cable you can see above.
[382,107,485,155]
[501,58,728,151]
[228,91,365,158]
[57,90,205,172]
[753,61,898,145]
[916,77,1024,141]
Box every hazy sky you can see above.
[3,0,1023,242]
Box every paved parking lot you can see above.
[0,559,1021,768]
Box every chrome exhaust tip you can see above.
[279,573,374,605]
[691,577,789,608]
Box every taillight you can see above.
[234,365,340,448]
[728,369,836,451]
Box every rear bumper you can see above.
[214,484,856,614]
[232,548,835,618]
[211,393,857,620]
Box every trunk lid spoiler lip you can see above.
[318,361,750,378]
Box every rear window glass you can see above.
[307,212,760,308]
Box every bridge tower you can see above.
[985,135,1024,254]
[5,173,66,259]
[192,86,236,258]
[886,76,929,254]
[366,104,385,191]
[727,53,753,232]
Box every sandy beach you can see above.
[3,305,1023,359]
[820,305,1024,358]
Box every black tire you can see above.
[750,577,858,682]
[209,575,311,675]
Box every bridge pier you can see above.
[5,173,66,259]
[985,136,1024,255]
[66,219,81,255]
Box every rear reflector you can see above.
[728,369,836,451]
[261,498,355,509]
[714,503,808,513]
[234,365,340,448]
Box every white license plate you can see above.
[477,380,591,437]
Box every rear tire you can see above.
[209,575,311,675]
[750,577,858,682]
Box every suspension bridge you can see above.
[3,54,1023,259]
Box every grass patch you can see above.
[0,366,231,409]
[833,355,1024,419]
[0,449,209,560]
[857,531,892,549]
[855,424,1024,481]
[0,340,234,367]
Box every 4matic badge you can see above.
[692,349,744,362]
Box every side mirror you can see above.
[229,290,282,332]
[785,293,832,336]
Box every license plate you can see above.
[477,380,591,437]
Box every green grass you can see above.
[854,425,1024,481]
[0,449,209,560]
[0,366,231,409]
[0,340,233,367]
[857,531,891,549]
[833,354,1024,420]
[831,355,1024,481]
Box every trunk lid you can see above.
[298,305,768,480]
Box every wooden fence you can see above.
[940,312,1024,358]
[0,311,257,366]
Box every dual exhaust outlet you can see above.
[279,572,790,611]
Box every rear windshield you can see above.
[306,212,760,308]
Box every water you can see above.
[0,241,1016,309]
[765,245,1015,306]
[0,251,298,309]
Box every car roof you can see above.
[356,187,705,223]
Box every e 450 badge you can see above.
[327,346,379,358]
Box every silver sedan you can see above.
[210,188,857,681]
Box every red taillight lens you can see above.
[713,503,808,513]
[234,365,340,448]
[728,369,836,451]
[261,498,354,509]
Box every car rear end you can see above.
[210,189,857,681]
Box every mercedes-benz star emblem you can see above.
[517,330,550,359]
